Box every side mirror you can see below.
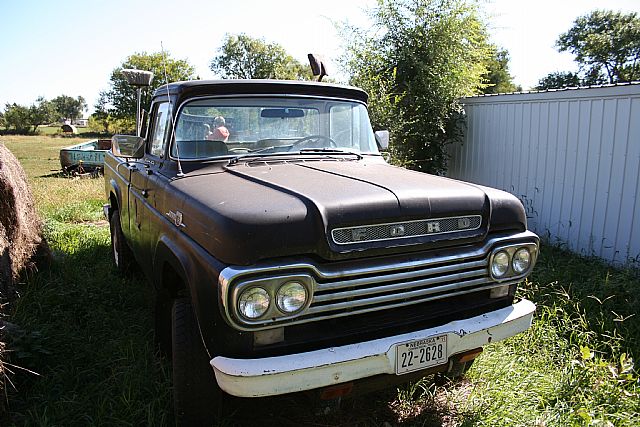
[308,54,328,82]
[375,130,389,151]
[112,135,145,158]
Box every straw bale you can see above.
[0,144,50,295]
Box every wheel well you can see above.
[161,262,187,299]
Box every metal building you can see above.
[447,83,640,266]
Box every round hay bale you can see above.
[0,144,50,296]
[60,124,78,134]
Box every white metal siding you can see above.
[448,84,640,265]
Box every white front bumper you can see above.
[211,299,535,397]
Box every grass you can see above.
[1,135,639,426]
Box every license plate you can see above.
[395,335,448,375]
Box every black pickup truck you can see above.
[104,79,538,424]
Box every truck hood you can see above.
[169,158,526,265]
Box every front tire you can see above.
[109,209,133,273]
[172,298,222,426]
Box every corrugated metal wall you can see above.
[447,84,640,265]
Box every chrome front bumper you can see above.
[211,299,536,397]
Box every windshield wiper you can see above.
[228,147,364,165]
[297,148,363,160]
[227,146,278,165]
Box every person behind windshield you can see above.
[205,116,230,142]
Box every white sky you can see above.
[1,0,638,115]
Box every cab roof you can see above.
[151,79,369,104]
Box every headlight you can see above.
[512,247,531,274]
[491,251,510,278]
[238,287,270,319]
[276,281,307,313]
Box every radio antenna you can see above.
[161,41,184,177]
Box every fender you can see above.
[153,234,191,291]
[153,230,229,356]
[108,178,123,212]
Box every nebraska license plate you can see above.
[395,335,448,375]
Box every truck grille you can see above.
[331,215,482,245]
[305,256,491,319]
[219,231,538,331]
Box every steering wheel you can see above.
[289,134,338,151]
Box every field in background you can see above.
[1,135,639,426]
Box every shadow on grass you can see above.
[36,171,103,180]
[2,225,171,426]
[1,223,473,426]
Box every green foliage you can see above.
[3,98,56,134]
[211,33,313,80]
[3,104,31,133]
[341,0,493,174]
[535,71,582,90]
[28,97,57,132]
[97,52,197,122]
[557,10,640,83]
[481,48,520,94]
[535,69,606,90]
[87,113,134,135]
[50,95,87,121]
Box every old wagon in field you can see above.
[59,139,111,173]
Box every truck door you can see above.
[128,102,171,275]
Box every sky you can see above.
[1,0,639,115]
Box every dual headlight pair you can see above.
[489,243,537,280]
[237,280,309,320]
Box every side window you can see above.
[149,103,170,157]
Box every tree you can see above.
[28,97,56,132]
[211,34,313,80]
[341,0,493,174]
[51,95,87,122]
[535,71,582,90]
[97,52,197,125]
[3,97,55,133]
[481,47,520,94]
[557,10,640,83]
[3,104,31,133]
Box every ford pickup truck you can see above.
[103,79,538,424]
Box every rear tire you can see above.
[109,209,133,273]
[172,298,222,426]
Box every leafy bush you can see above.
[341,0,493,174]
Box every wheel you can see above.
[154,288,172,356]
[289,134,338,150]
[109,209,133,273]
[172,298,222,426]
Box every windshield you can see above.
[171,97,379,160]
